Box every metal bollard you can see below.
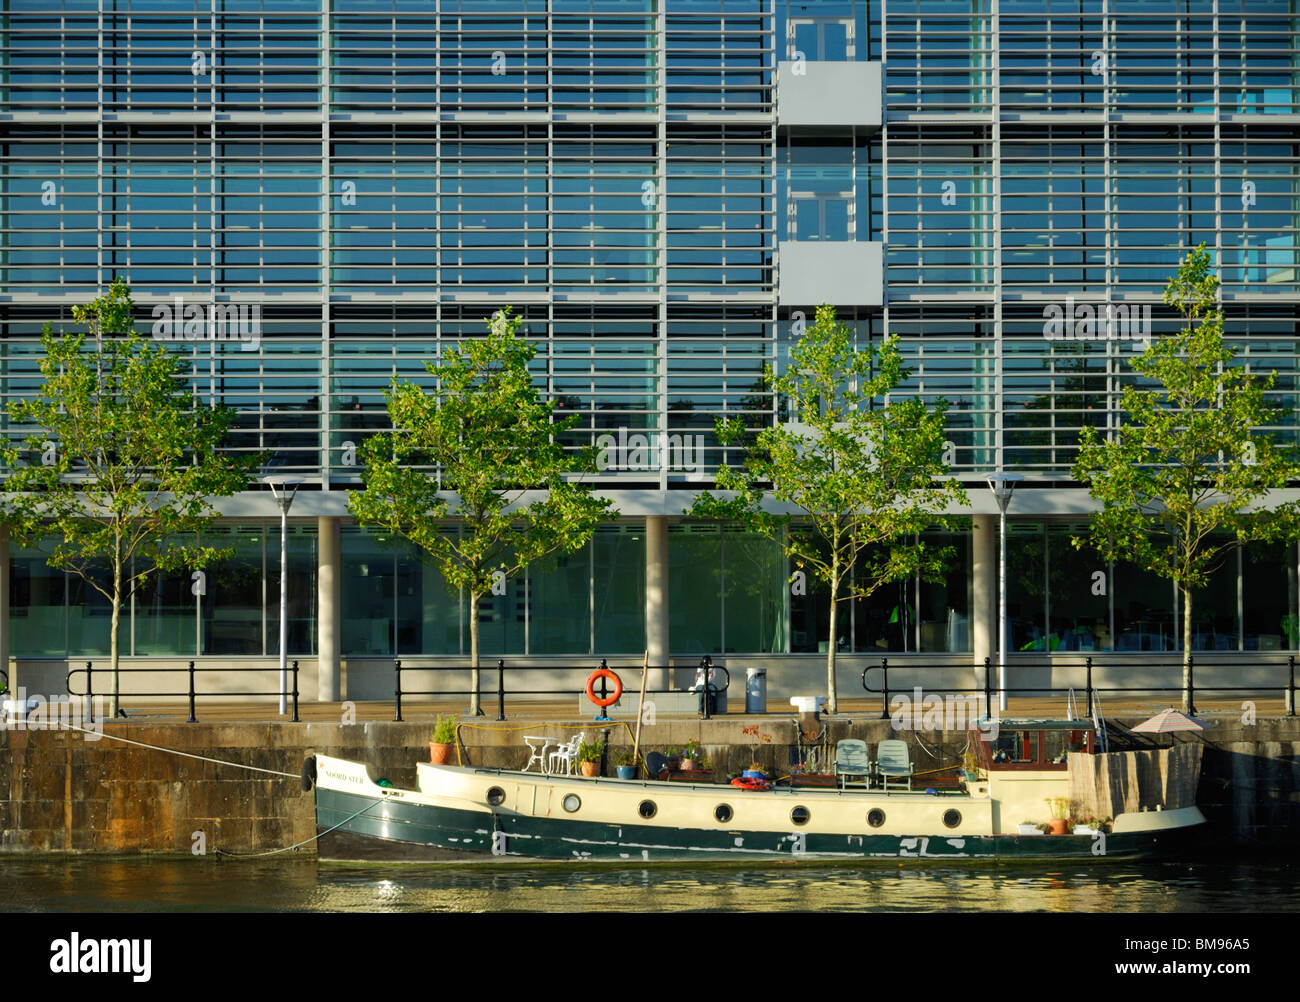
[187,660,197,723]
[1288,655,1296,717]
[394,659,403,722]
[879,658,890,720]
[1085,656,1093,720]
[983,657,993,719]
[86,662,95,724]
[291,660,300,722]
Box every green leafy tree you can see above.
[1072,245,1300,712]
[348,308,615,715]
[1,279,259,715]
[688,304,968,712]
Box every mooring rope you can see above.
[214,798,383,859]
[58,721,301,779]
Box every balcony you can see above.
[777,240,883,307]
[776,61,882,129]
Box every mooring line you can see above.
[214,799,383,859]
[58,722,300,778]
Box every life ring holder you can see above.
[585,667,623,720]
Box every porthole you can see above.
[942,809,962,829]
[791,806,810,826]
[715,804,733,823]
[638,800,657,819]
[486,786,506,806]
[562,794,581,813]
[867,809,885,828]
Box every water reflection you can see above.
[1,858,1295,913]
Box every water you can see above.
[2,856,1295,912]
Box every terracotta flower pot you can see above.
[680,758,696,771]
[429,742,453,765]
[1048,818,1069,835]
[579,760,600,777]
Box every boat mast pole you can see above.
[632,650,649,775]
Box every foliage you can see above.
[432,714,457,744]
[348,308,616,714]
[688,304,967,712]
[577,737,604,764]
[680,738,701,761]
[1072,246,1300,712]
[616,749,636,767]
[0,279,258,714]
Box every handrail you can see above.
[861,654,1299,719]
[393,657,733,722]
[65,660,300,724]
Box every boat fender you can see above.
[731,777,770,791]
[585,668,624,708]
[301,755,317,792]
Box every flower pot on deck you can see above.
[1048,818,1069,835]
[616,765,637,780]
[429,742,453,765]
[579,761,600,777]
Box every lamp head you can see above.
[985,472,1024,511]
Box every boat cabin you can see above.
[971,719,1098,772]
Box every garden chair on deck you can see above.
[834,739,872,788]
[548,734,583,776]
[875,739,913,790]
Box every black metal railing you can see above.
[393,656,730,722]
[862,655,1299,719]
[65,660,301,723]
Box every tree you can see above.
[348,308,615,715]
[1072,245,1300,713]
[1,279,258,715]
[688,304,968,712]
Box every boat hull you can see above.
[314,783,1203,864]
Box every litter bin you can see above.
[746,668,767,714]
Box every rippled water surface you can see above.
[2,857,1296,912]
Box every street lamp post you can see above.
[986,472,1023,713]
[262,476,303,715]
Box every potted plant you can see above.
[1045,797,1071,835]
[1071,815,1111,836]
[741,725,773,778]
[615,749,637,780]
[680,739,701,771]
[577,737,604,777]
[961,748,980,782]
[429,714,457,764]
[1017,821,1043,835]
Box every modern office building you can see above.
[2,1,1299,702]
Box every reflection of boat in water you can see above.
[307,719,1205,863]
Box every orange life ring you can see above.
[731,777,770,791]
[585,668,623,708]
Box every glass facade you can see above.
[3,2,1300,662]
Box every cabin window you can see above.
[791,806,810,825]
[867,809,885,828]
[486,786,506,806]
[562,794,581,813]
[943,809,961,829]
[715,804,733,823]
[638,800,657,819]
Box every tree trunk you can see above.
[1182,582,1193,714]
[826,559,840,714]
[110,555,122,718]
[468,587,482,716]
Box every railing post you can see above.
[496,658,505,722]
[879,658,890,720]
[1187,655,1196,717]
[187,660,197,723]
[394,659,403,722]
[1085,656,1093,720]
[1289,655,1296,717]
[700,656,712,720]
[291,660,300,723]
[984,657,993,720]
[86,662,94,725]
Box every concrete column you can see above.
[645,515,669,690]
[317,516,341,702]
[972,515,996,679]
[0,525,9,688]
